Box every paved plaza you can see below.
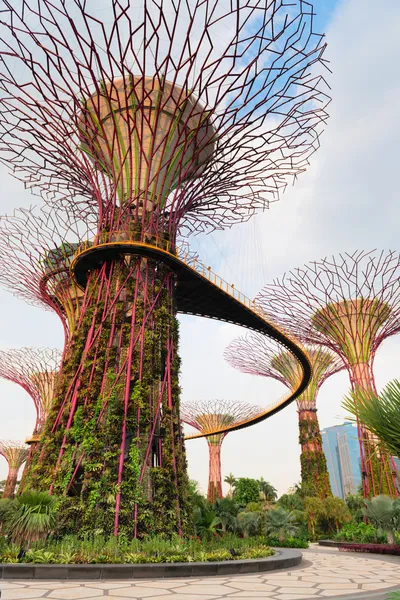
[1,549,400,600]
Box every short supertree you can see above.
[181,400,261,503]
[0,348,61,441]
[257,250,400,497]
[225,334,344,498]
[0,441,29,498]
[0,207,96,343]
[0,1,330,537]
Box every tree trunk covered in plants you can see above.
[207,442,223,503]
[350,363,398,498]
[3,466,18,499]
[298,410,332,499]
[23,255,192,538]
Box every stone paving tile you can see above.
[45,589,103,599]
[2,590,49,599]
[109,588,171,598]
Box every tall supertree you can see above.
[0,0,330,536]
[0,348,61,443]
[225,334,344,498]
[0,441,29,498]
[181,400,261,503]
[257,250,400,497]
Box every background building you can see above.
[321,422,361,499]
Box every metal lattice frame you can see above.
[0,207,96,341]
[257,250,400,497]
[181,399,261,502]
[0,440,29,498]
[0,0,330,537]
[0,348,61,436]
[0,0,330,237]
[225,334,344,497]
[225,333,344,411]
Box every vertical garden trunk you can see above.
[3,466,18,499]
[350,363,398,498]
[298,409,331,499]
[207,442,223,503]
[25,255,192,537]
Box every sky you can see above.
[0,0,400,496]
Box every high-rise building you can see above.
[321,423,362,499]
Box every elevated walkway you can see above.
[71,237,311,440]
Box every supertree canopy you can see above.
[225,334,344,498]
[181,399,261,503]
[0,0,329,537]
[0,440,29,498]
[257,250,400,497]
[0,348,61,442]
[0,207,96,342]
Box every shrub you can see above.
[233,478,260,507]
[335,522,386,544]
[265,536,309,549]
[0,533,275,564]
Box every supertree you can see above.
[257,250,400,497]
[181,400,261,503]
[0,441,29,498]
[0,0,329,537]
[225,334,344,498]
[0,207,96,344]
[0,348,61,442]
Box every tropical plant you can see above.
[0,498,17,533]
[237,511,264,538]
[194,508,221,540]
[343,381,400,457]
[277,493,304,512]
[233,478,260,507]
[346,493,365,523]
[224,473,236,498]
[322,496,352,532]
[265,507,299,542]
[214,497,238,533]
[335,522,386,544]
[10,491,58,547]
[363,495,396,544]
[257,478,278,502]
[304,497,324,538]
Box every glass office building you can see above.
[321,422,362,499]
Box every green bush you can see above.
[0,534,274,564]
[335,522,387,544]
[233,478,260,507]
[265,536,309,549]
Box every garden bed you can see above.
[0,549,302,579]
[319,540,400,555]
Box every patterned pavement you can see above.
[1,549,400,600]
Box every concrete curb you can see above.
[0,548,302,580]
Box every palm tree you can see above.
[224,473,236,498]
[257,477,278,502]
[266,507,299,542]
[214,497,238,533]
[304,497,324,538]
[237,511,263,538]
[11,491,58,547]
[343,380,400,457]
[363,495,395,543]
